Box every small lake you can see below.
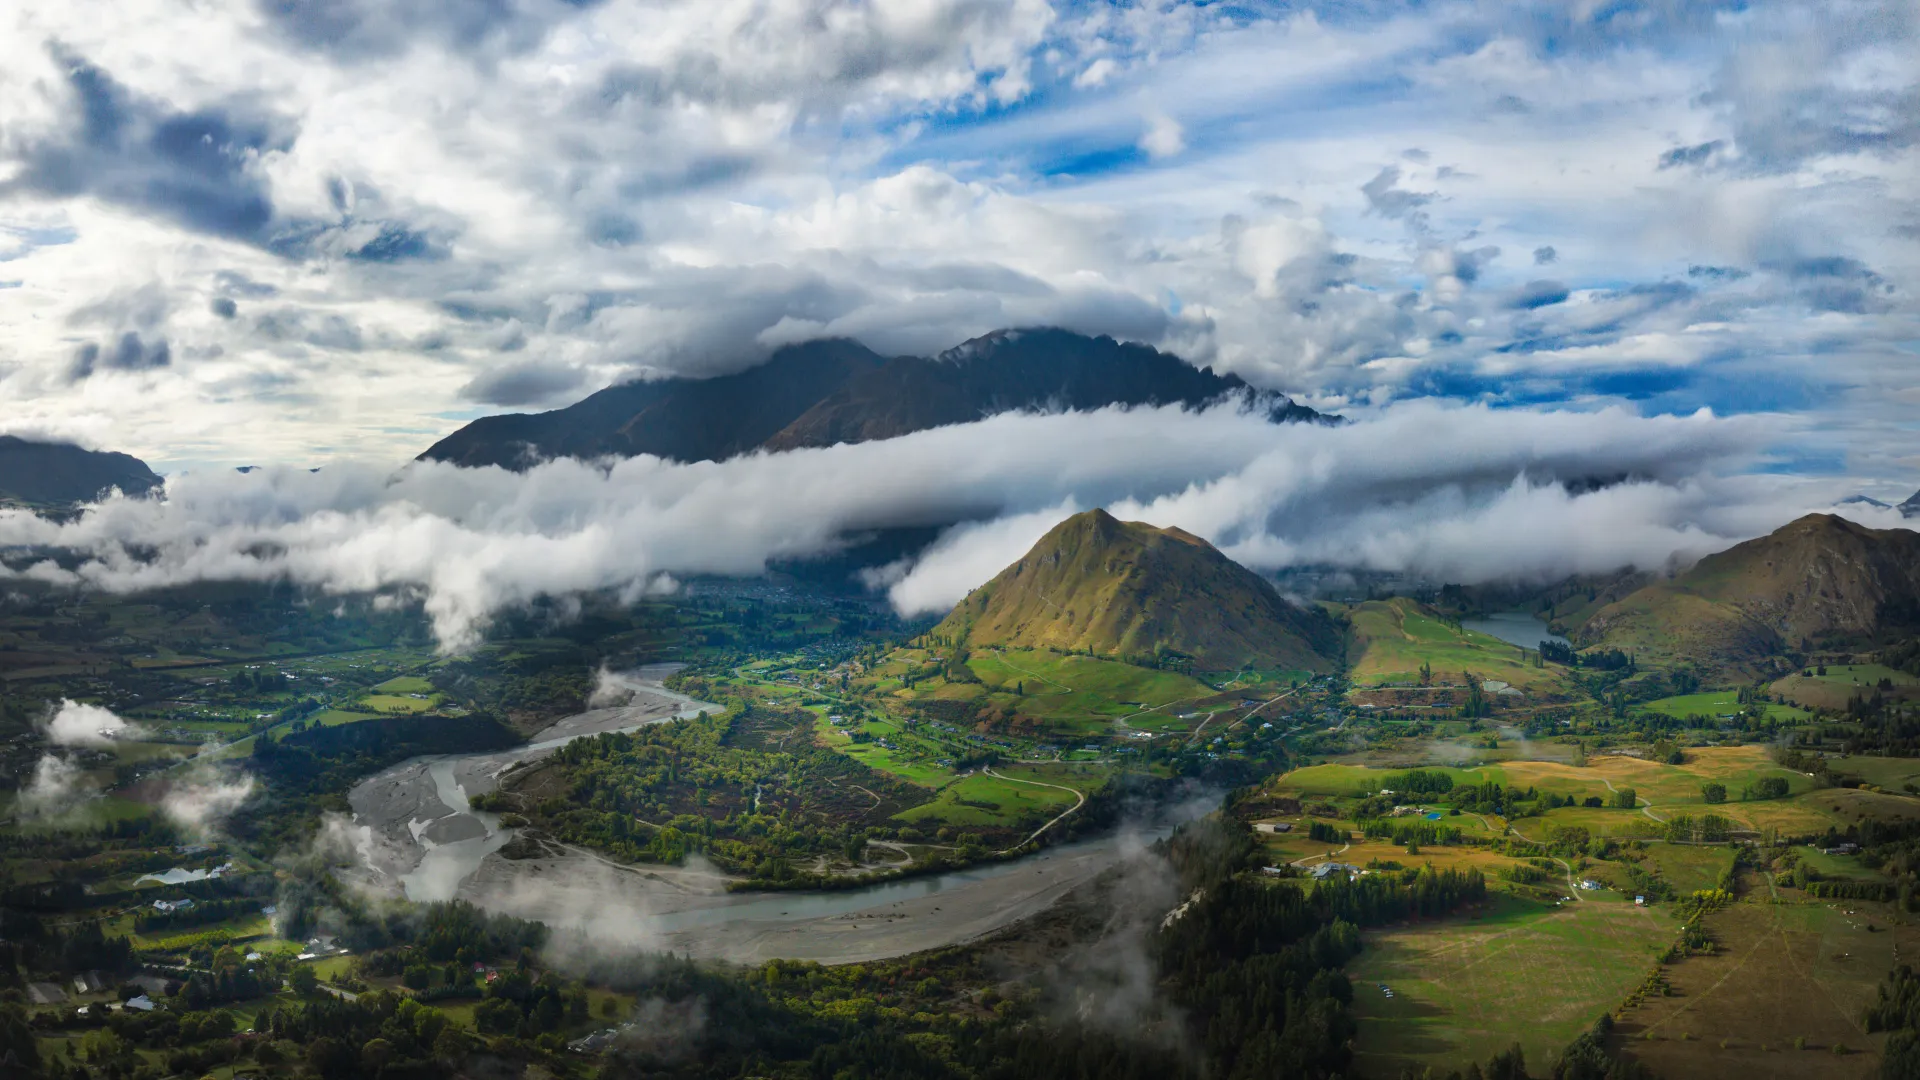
[1461,611,1570,650]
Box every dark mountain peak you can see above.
[0,436,162,506]
[1902,489,1920,517]
[422,327,1338,470]
[934,508,1341,673]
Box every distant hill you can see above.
[420,328,1335,469]
[1903,489,1920,519]
[0,436,162,505]
[931,508,1342,673]
[1575,514,1920,667]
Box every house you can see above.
[152,898,195,914]
[124,995,155,1012]
[1579,880,1601,891]
[1255,822,1293,834]
[1310,863,1359,880]
[1634,896,1647,906]
[1821,842,1859,856]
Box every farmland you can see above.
[1349,895,1674,1074]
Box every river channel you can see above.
[347,666,1183,964]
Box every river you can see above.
[1461,611,1570,650]
[348,666,1185,964]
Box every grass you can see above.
[1618,901,1904,1076]
[358,693,438,714]
[892,771,1077,828]
[1640,690,1809,723]
[872,647,1219,736]
[373,675,437,694]
[1345,598,1568,690]
[1348,893,1674,1075]
[1772,663,1920,710]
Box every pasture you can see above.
[1640,690,1810,723]
[1344,598,1566,690]
[1772,663,1920,710]
[1348,894,1673,1075]
[1615,901,1910,1077]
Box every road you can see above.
[1502,818,1583,901]
[983,767,1088,854]
[1599,775,1668,823]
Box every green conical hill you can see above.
[931,509,1341,673]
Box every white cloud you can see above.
[0,400,1856,649]
[16,753,92,820]
[0,0,1905,487]
[42,699,142,746]
[1138,111,1185,159]
[161,770,257,836]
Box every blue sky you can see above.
[0,0,1914,497]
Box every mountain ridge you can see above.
[931,508,1342,673]
[0,436,163,506]
[1575,513,1920,668]
[421,328,1335,469]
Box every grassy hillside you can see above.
[931,508,1340,673]
[1345,597,1567,690]
[1577,515,1920,671]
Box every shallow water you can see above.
[644,828,1175,931]
[1461,611,1570,650]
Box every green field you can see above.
[358,693,437,714]
[866,646,1220,736]
[1348,894,1674,1075]
[1641,690,1809,722]
[1345,598,1566,689]
[373,675,437,694]
[893,769,1079,829]
[1772,663,1920,710]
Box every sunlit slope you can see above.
[1344,597,1564,688]
[932,508,1340,673]
[1577,514,1920,667]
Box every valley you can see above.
[4,506,1920,1079]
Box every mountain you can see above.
[1903,489,1920,519]
[421,328,1335,469]
[931,508,1342,673]
[0,436,162,506]
[1575,514,1920,665]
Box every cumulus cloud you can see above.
[160,769,257,836]
[16,753,93,820]
[0,0,1904,482]
[42,699,143,745]
[0,401,1849,649]
[1138,112,1185,159]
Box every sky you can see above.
[0,0,1916,642]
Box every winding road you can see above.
[982,767,1087,854]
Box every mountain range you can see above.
[1575,513,1920,668]
[420,328,1335,469]
[931,508,1342,673]
[0,436,162,506]
[1840,490,1920,518]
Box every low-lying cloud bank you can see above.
[0,401,1872,649]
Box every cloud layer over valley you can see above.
[0,401,1877,649]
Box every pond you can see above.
[1461,611,1569,650]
